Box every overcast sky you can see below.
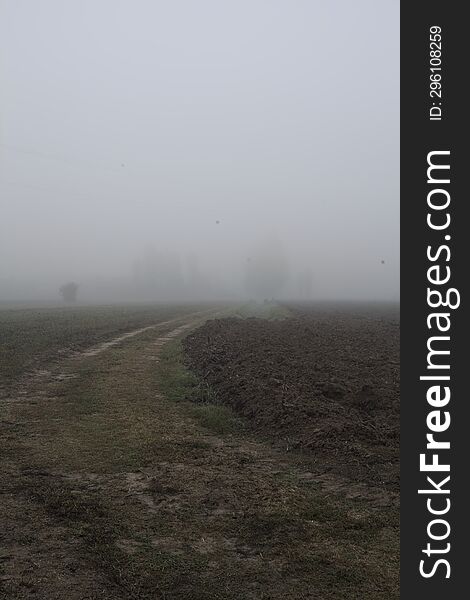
[0,0,399,302]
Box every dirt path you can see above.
[0,313,398,599]
[78,312,213,358]
[0,313,213,599]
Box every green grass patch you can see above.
[156,340,199,403]
[190,404,242,435]
[157,340,243,434]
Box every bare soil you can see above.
[183,305,400,494]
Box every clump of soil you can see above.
[183,306,399,491]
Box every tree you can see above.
[59,281,78,303]
[132,246,185,300]
[244,236,290,300]
[297,267,314,299]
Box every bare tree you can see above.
[244,236,289,300]
[297,267,314,299]
[59,281,78,303]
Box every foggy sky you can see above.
[0,0,399,302]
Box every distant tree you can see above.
[244,236,290,300]
[297,267,314,299]
[59,281,78,303]
[132,246,185,300]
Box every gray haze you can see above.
[0,0,399,303]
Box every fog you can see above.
[0,0,399,304]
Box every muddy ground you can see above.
[183,304,399,494]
